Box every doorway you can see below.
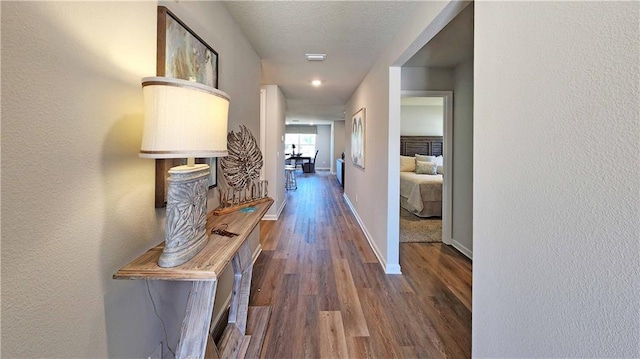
[399,91,453,245]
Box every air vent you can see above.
[305,53,326,61]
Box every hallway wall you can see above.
[1,2,261,357]
[315,125,332,170]
[451,58,473,257]
[261,85,286,219]
[332,121,346,174]
[474,1,639,357]
[344,1,451,272]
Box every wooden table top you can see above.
[113,198,273,281]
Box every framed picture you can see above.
[351,108,366,169]
[154,6,220,207]
[157,6,218,87]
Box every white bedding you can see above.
[400,171,442,217]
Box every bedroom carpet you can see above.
[400,207,442,243]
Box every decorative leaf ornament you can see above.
[220,125,263,190]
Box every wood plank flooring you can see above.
[251,171,472,358]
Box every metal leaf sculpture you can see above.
[220,125,263,190]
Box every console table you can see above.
[114,199,273,359]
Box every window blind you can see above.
[285,125,317,134]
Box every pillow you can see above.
[416,161,437,175]
[435,155,444,167]
[437,165,444,174]
[416,154,436,163]
[400,155,416,172]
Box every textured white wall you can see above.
[262,85,286,218]
[474,2,639,357]
[332,121,346,174]
[315,125,332,169]
[400,104,443,136]
[1,1,261,357]
[452,58,473,256]
[345,1,450,272]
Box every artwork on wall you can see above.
[351,108,366,169]
[157,6,218,87]
[195,158,217,188]
[154,6,220,208]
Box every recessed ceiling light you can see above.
[311,80,322,87]
[305,53,326,61]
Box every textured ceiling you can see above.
[223,1,421,122]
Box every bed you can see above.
[399,136,443,217]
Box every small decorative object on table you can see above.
[215,125,270,215]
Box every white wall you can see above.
[474,2,639,357]
[261,85,286,219]
[1,2,261,358]
[451,58,473,256]
[315,125,332,170]
[345,1,451,273]
[400,104,443,136]
[332,121,346,174]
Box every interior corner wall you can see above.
[345,1,450,272]
[474,2,639,357]
[451,58,473,256]
[315,125,332,170]
[400,63,474,258]
[401,67,454,91]
[262,85,286,219]
[0,2,261,358]
[332,121,346,173]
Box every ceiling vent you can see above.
[305,53,326,61]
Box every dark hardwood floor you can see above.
[250,171,472,358]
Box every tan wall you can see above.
[344,1,451,271]
[1,1,261,357]
[261,85,286,219]
[474,2,639,357]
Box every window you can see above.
[285,133,316,157]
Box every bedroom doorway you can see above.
[399,91,453,246]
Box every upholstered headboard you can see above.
[400,136,443,157]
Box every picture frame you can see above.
[351,108,366,169]
[154,6,220,208]
[157,6,218,87]
[195,158,218,188]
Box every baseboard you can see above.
[263,199,286,221]
[451,238,473,260]
[252,243,263,264]
[316,167,331,171]
[210,243,263,331]
[343,194,399,274]
[385,263,402,275]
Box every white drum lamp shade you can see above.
[141,77,229,159]
[139,77,230,268]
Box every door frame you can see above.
[400,90,453,245]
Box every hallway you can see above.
[250,172,472,358]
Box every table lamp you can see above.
[140,77,230,267]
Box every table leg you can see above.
[175,280,218,359]
[228,240,253,333]
[219,240,254,357]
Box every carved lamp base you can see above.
[159,164,210,268]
